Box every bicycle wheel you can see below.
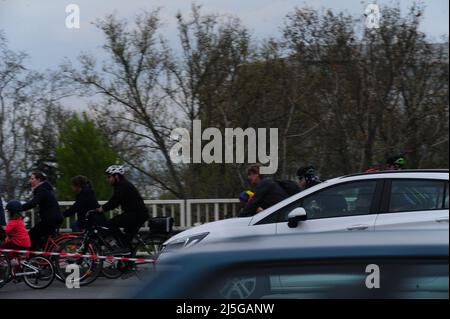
[49,236,81,282]
[23,256,55,289]
[102,258,123,279]
[0,253,11,289]
[131,234,165,280]
[54,237,102,286]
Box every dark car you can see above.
[130,229,449,299]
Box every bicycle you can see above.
[54,211,173,285]
[0,250,55,289]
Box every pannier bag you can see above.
[149,216,174,234]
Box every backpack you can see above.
[276,180,301,196]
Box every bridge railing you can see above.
[22,199,241,232]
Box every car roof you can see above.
[159,230,449,267]
[341,169,449,179]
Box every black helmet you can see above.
[386,154,405,168]
[6,200,22,213]
[297,165,316,179]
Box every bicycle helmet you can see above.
[386,155,405,168]
[105,165,125,176]
[297,165,316,179]
[5,200,22,213]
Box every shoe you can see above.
[108,244,132,255]
[109,248,132,255]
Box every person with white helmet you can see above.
[96,165,149,253]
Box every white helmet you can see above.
[105,165,125,176]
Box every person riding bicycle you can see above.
[296,165,322,191]
[63,175,107,232]
[386,154,405,170]
[21,171,63,250]
[0,200,31,251]
[238,164,289,217]
[96,165,149,253]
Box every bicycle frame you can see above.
[43,231,81,252]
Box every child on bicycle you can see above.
[0,200,31,251]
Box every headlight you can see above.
[162,232,209,252]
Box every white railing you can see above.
[23,199,241,232]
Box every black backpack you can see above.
[276,180,301,197]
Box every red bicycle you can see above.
[41,230,82,281]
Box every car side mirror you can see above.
[287,207,307,228]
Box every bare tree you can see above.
[61,11,186,198]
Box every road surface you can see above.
[0,276,142,299]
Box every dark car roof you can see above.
[158,230,449,267]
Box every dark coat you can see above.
[64,187,104,229]
[21,182,63,223]
[102,178,148,220]
[239,178,289,217]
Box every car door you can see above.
[375,179,449,230]
[276,180,381,234]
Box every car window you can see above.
[194,259,449,299]
[299,181,377,220]
[389,180,446,213]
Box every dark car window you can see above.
[389,180,447,213]
[195,259,449,299]
[299,181,377,220]
[264,181,378,224]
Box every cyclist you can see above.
[296,165,322,191]
[63,176,107,232]
[0,200,31,251]
[96,165,149,253]
[21,171,63,250]
[386,154,405,170]
[238,164,288,217]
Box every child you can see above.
[0,200,31,251]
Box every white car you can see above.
[162,169,449,252]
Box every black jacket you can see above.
[64,187,102,228]
[102,178,148,219]
[22,182,63,223]
[239,178,289,217]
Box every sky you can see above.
[0,0,448,111]
[0,0,448,71]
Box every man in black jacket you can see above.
[96,165,149,251]
[238,164,288,217]
[21,171,63,249]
